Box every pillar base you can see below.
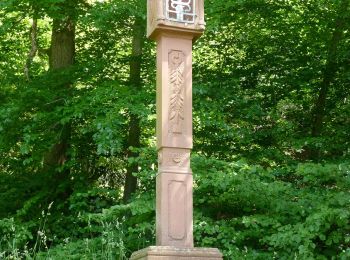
[130,246,223,260]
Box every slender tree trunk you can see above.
[311,0,349,137]
[308,0,349,159]
[123,18,144,203]
[43,18,75,171]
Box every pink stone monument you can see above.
[130,1,223,259]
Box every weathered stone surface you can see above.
[130,246,223,260]
[156,34,193,150]
[156,172,193,247]
[155,32,194,248]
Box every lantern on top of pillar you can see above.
[147,0,205,40]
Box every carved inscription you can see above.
[168,50,185,134]
[168,180,186,240]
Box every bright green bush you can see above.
[4,156,347,259]
[192,156,350,259]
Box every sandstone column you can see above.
[130,1,223,258]
[156,32,194,248]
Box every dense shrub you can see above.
[2,156,349,259]
[193,156,350,259]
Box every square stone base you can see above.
[130,246,223,260]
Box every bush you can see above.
[192,156,350,259]
[1,156,349,259]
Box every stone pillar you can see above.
[156,33,194,248]
[130,0,223,259]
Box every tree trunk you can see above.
[49,19,75,70]
[123,18,144,203]
[43,18,75,171]
[308,0,349,159]
[311,0,349,137]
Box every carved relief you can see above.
[169,152,188,166]
[168,50,185,134]
[158,149,190,169]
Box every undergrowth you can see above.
[1,156,350,259]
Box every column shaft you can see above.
[155,33,194,248]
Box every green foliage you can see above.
[1,156,350,258]
[193,156,350,259]
[32,189,155,259]
[0,218,32,258]
[35,221,129,260]
[1,0,350,259]
[194,0,350,162]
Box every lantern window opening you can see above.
[166,0,195,24]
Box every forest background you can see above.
[0,0,349,259]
